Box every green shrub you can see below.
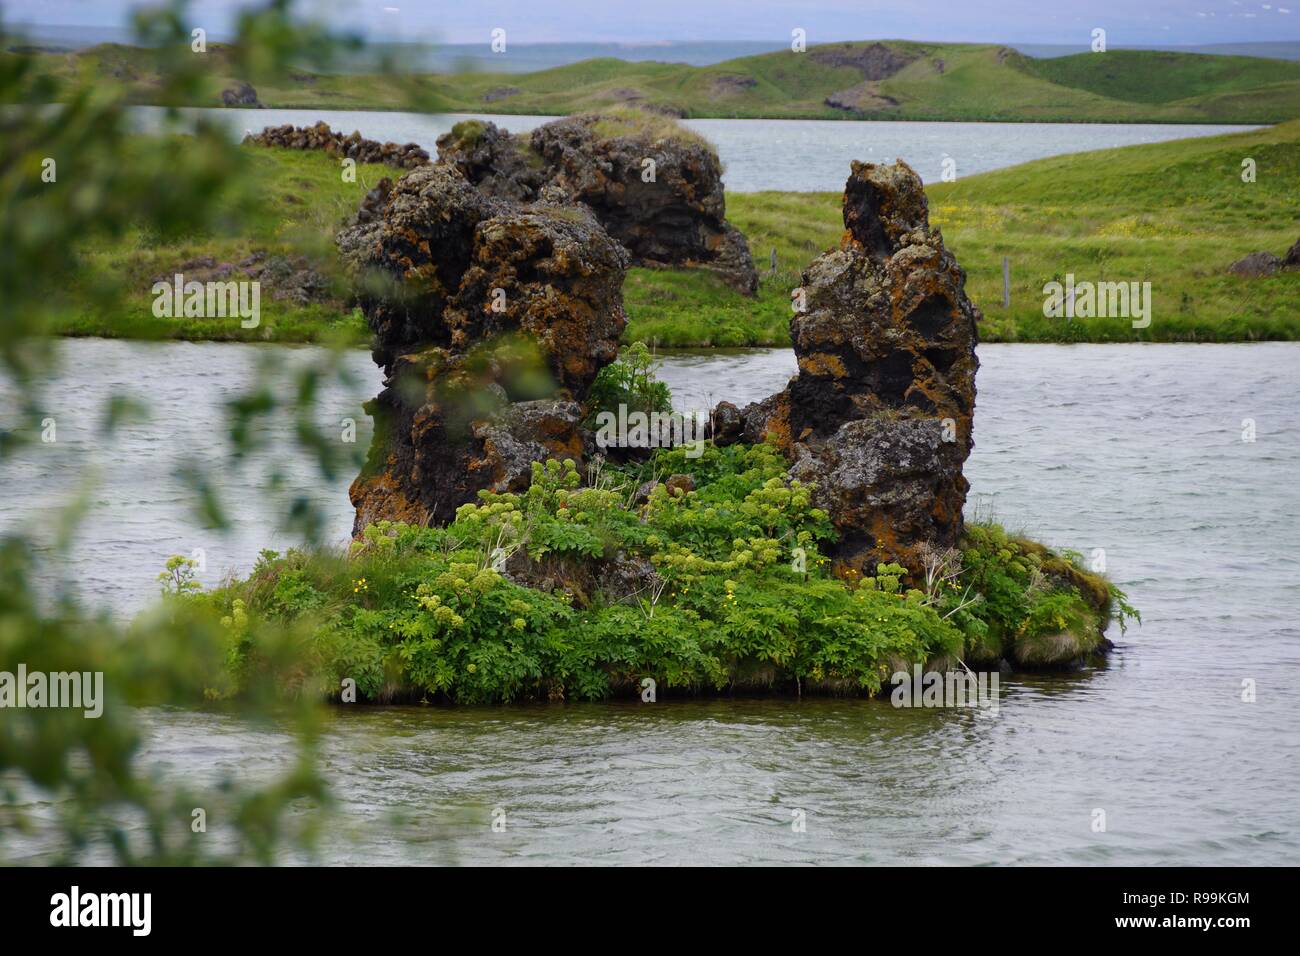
[583,341,673,428]
[945,523,1138,665]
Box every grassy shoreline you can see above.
[58,120,1300,347]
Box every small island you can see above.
[183,117,1136,704]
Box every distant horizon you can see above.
[9,23,1300,68]
[7,0,1300,48]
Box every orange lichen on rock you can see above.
[798,352,849,379]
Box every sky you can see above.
[7,0,1300,46]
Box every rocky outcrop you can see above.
[221,81,261,106]
[245,122,430,170]
[434,121,545,203]
[482,85,521,103]
[337,163,629,533]
[1286,237,1300,268]
[352,177,393,225]
[1228,237,1300,276]
[810,42,919,80]
[250,114,756,292]
[1228,251,1283,277]
[708,400,744,444]
[336,140,978,576]
[709,74,757,98]
[437,114,760,294]
[721,159,980,577]
[825,83,900,112]
[823,50,908,109]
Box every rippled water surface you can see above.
[3,341,1299,864]
[129,106,1258,191]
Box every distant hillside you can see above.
[1015,41,1300,62]
[8,39,1300,122]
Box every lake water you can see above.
[129,106,1259,192]
[3,340,1299,864]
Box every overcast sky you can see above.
[9,0,1300,45]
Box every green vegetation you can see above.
[584,341,674,427]
[197,443,1133,704]
[585,105,712,146]
[11,39,1300,122]
[1024,49,1300,107]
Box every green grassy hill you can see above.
[10,39,1300,122]
[1023,49,1300,105]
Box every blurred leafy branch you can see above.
[0,1,392,865]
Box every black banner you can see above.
[0,866,1283,941]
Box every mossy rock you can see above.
[1012,627,1104,667]
[447,119,487,147]
[1009,590,1105,667]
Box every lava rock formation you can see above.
[719,159,980,576]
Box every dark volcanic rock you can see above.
[530,114,759,294]
[254,112,759,296]
[1228,251,1283,277]
[709,74,757,98]
[709,400,744,445]
[1283,237,1300,269]
[482,85,521,103]
[246,122,430,170]
[1228,237,1300,276]
[437,114,760,295]
[349,356,589,533]
[824,83,900,112]
[221,81,261,106]
[353,177,393,225]
[474,400,587,487]
[336,164,497,368]
[435,121,545,203]
[337,164,629,533]
[664,474,696,496]
[741,159,980,576]
[736,390,793,447]
[445,205,629,394]
[810,42,918,80]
